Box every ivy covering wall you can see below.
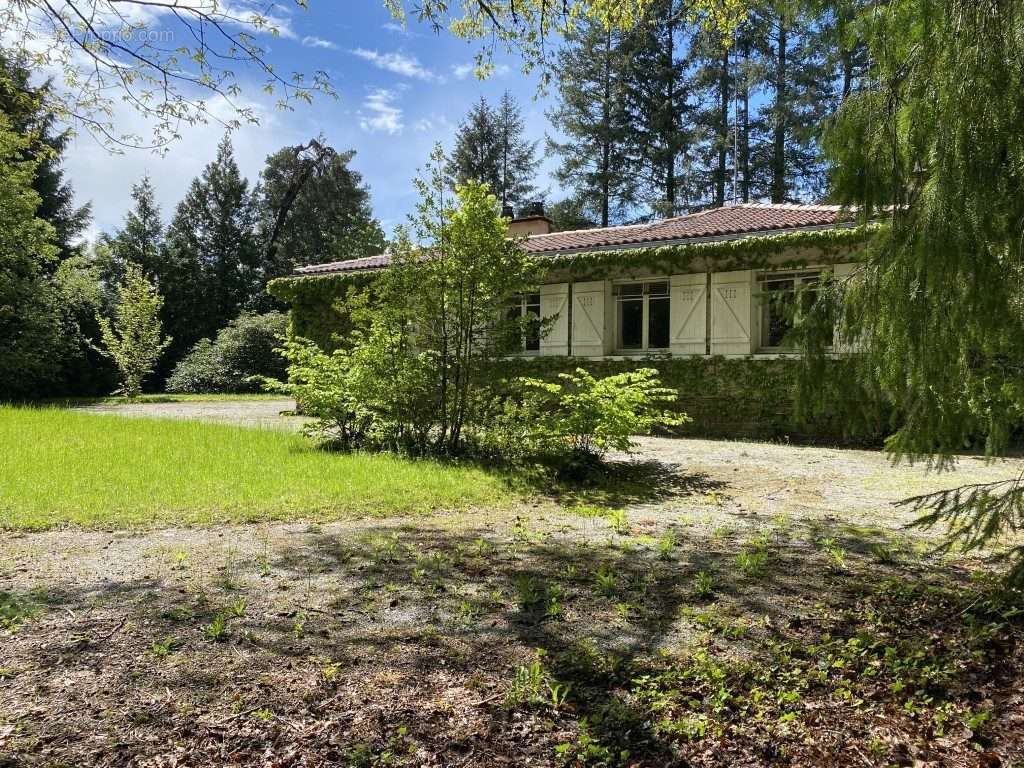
[488,356,891,445]
[266,227,889,444]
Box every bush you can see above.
[496,368,689,460]
[167,311,287,393]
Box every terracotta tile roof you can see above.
[293,203,849,276]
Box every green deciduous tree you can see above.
[384,147,545,453]
[95,263,171,399]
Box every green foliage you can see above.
[272,149,545,456]
[167,311,287,394]
[547,15,637,227]
[162,135,262,365]
[800,0,1024,581]
[506,368,687,459]
[94,263,172,399]
[448,92,539,209]
[258,142,385,275]
[0,113,68,401]
[270,227,871,354]
[203,613,228,642]
[691,570,715,600]
[0,55,91,260]
[105,175,165,282]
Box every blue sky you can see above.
[65,2,562,242]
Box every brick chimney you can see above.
[506,201,552,237]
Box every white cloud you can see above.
[359,89,403,135]
[62,89,306,239]
[102,0,298,38]
[302,35,337,50]
[381,21,419,37]
[350,48,442,83]
[413,113,454,135]
[451,62,511,80]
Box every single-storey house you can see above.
[269,203,879,442]
[277,202,864,360]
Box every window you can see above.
[614,281,670,351]
[506,293,541,352]
[758,269,829,349]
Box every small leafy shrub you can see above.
[0,592,37,631]
[167,311,288,393]
[149,636,177,657]
[504,368,688,460]
[594,566,618,597]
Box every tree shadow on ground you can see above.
[540,458,730,508]
[3,506,1020,766]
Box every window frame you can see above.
[506,292,542,354]
[756,267,832,352]
[612,278,671,354]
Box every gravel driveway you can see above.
[74,397,307,430]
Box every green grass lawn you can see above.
[0,406,512,530]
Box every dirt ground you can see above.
[2,411,1023,767]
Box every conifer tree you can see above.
[621,0,694,216]
[164,135,260,360]
[448,93,538,209]
[547,15,638,226]
[494,92,540,209]
[448,97,503,198]
[800,0,1024,583]
[0,113,66,400]
[0,54,90,261]
[108,175,165,283]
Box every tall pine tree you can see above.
[448,93,538,209]
[107,175,165,283]
[494,92,540,209]
[547,15,637,226]
[448,97,503,199]
[621,0,695,216]
[0,54,90,261]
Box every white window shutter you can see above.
[710,270,755,355]
[572,280,608,357]
[669,273,707,355]
[539,283,569,356]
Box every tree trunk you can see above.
[771,19,788,203]
[664,6,677,215]
[716,48,729,207]
[601,28,612,228]
[741,37,751,203]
